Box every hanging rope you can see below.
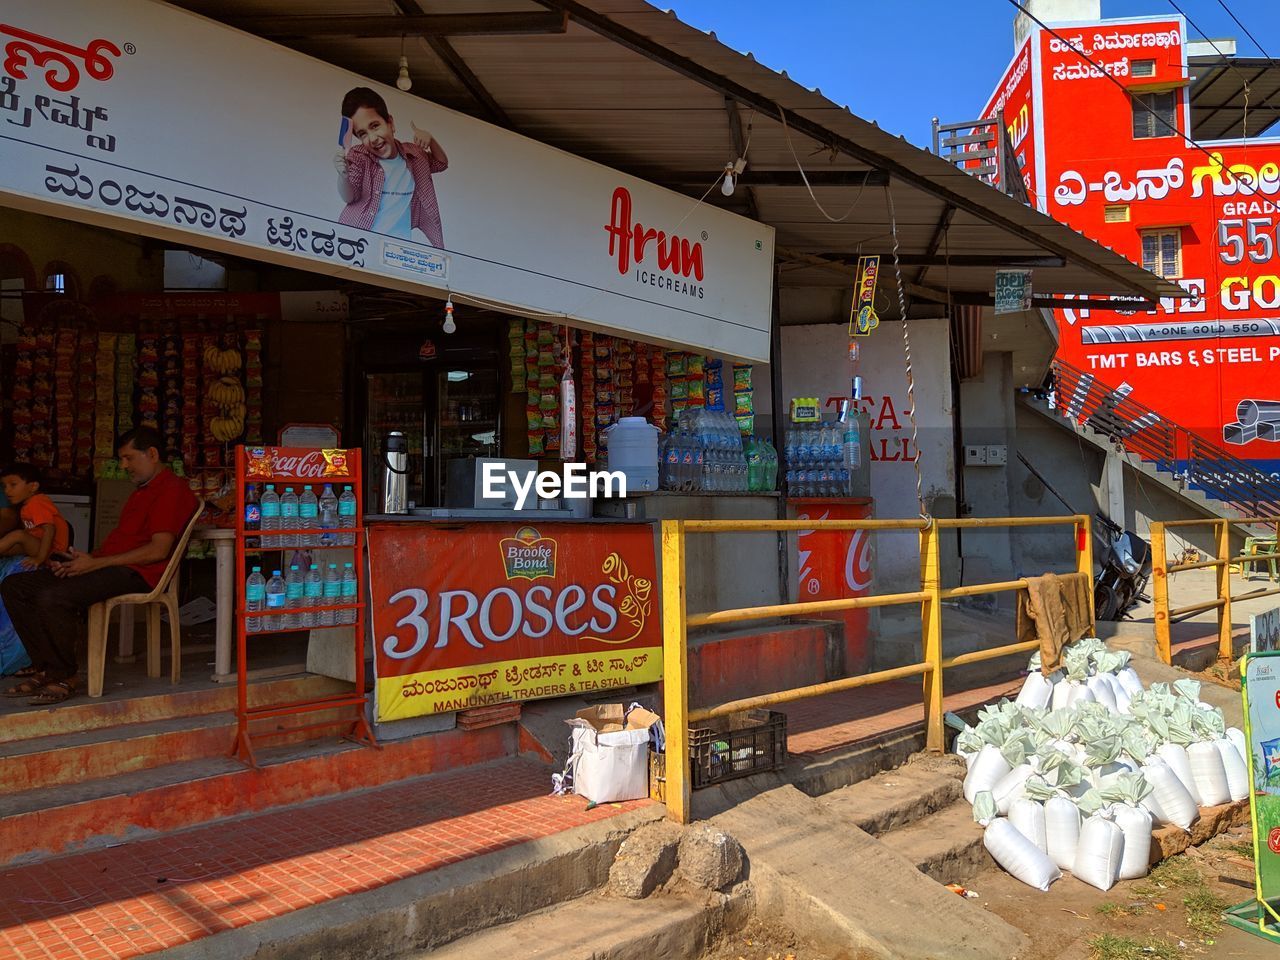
[885,184,928,521]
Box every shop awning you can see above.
[1189,55,1280,142]
[170,0,1182,324]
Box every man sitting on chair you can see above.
[1,427,198,705]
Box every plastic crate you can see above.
[689,709,787,789]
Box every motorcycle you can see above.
[1093,512,1152,621]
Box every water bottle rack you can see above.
[232,445,377,767]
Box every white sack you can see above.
[993,763,1037,816]
[1141,758,1198,830]
[984,817,1061,891]
[1016,672,1054,711]
[964,744,1013,804]
[1116,666,1144,698]
[1087,675,1119,713]
[1104,674,1132,714]
[1009,797,1048,853]
[1073,811,1125,891]
[1045,796,1082,870]
[1113,804,1153,880]
[1188,740,1231,807]
[1215,738,1249,802]
[1226,727,1248,772]
[1157,742,1204,807]
[566,724,650,803]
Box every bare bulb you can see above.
[396,56,412,92]
[443,296,456,334]
[720,167,735,197]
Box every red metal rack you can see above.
[232,445,377,766]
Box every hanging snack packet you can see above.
[667,353,687,377]
[736,414,754,435]
[688,354,706,376]
[539,390,559,412]
[733,364,752,392]
[706,359,724,389]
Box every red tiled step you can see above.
[0,723,517,867]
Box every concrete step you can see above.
[410,890,745,960]
[820,756,964,836]
[157,807,663,960]
[0,672,350,745]
[0,722,517,866]
[712,783,1027,960]
[0,712,234,795]
[879,800,987,886]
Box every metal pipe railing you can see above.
[660,514,1093,823]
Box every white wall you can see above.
[780,320,956,586]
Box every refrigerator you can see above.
[363,360,501,511]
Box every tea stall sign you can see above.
[367,522,662,721]
[1233,652,1280,941]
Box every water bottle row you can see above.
[245,563,358,632]
[785,419,862,472]
[245,482,357,548]
[786,467,857,498]
[659,409,778,492]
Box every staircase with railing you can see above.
[1033,358,1280,516]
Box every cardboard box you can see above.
[574,703,661,735]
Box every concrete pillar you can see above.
[958,352,1016,599]
[1102,451,1125,527]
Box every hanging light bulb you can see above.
[396,55,413,92]
[442,296,456,334]
[720,163,735,197]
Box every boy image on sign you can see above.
[334,86,449,248]
[0,463,69,567]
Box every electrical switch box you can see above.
[964,445,987,466]
[986,445,1008,465]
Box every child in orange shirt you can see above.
[0,464,70,567]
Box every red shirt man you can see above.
[1,427,198,704]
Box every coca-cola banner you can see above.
[244,446,355,482]
[368,521,662,720]
[788,498,873,673]
[0,3,775,361]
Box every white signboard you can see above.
[0,2,775,361]
[995,269,1033,315]
[1254,607,1280,654]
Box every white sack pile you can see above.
[953,638,1246,892]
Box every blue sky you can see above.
[667,0,1280,146]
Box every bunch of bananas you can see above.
[207,377,246,442]
[203,344,242,374]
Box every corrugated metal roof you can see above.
[167,0,1184,319]
[1189,55,1280,142]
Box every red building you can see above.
[973,1,1280,473]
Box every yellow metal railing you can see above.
[1150,517,1280,664]
[660,514,1093,823]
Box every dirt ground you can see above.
[700,917,846,960]
[966,827,1272,959]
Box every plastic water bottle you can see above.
[284,564,304,629]
[298,485,318,548]
[318,484,339,547]
[245,566,265,633]
[338,485,357,546]
[765,439,779,491]
[303,563,323,627]
[843,416,862,471]
[265,569,287,631]
[692,434,706,492]
[260,485,280,548]
[280,487,300,547]
[320,563,341,626]
[340,562,358,625]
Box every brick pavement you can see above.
[0,679,1024,959]
[0,758,646,960]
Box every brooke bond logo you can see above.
[1,23,122,93]
[605,187,706,300]
[500,526,557,581]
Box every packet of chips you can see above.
[733,364,752,392]
[736,414,754,435]
[246,447,272,478]
[688,354,705,376]
[321,448,350,476]
[734,392,754,417]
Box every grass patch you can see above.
[1223,840,1255,859]
[1183,886,1228,936]
[1137,856,1203,895]
[1088,934,1180,960]
[1096,901,1142,918]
